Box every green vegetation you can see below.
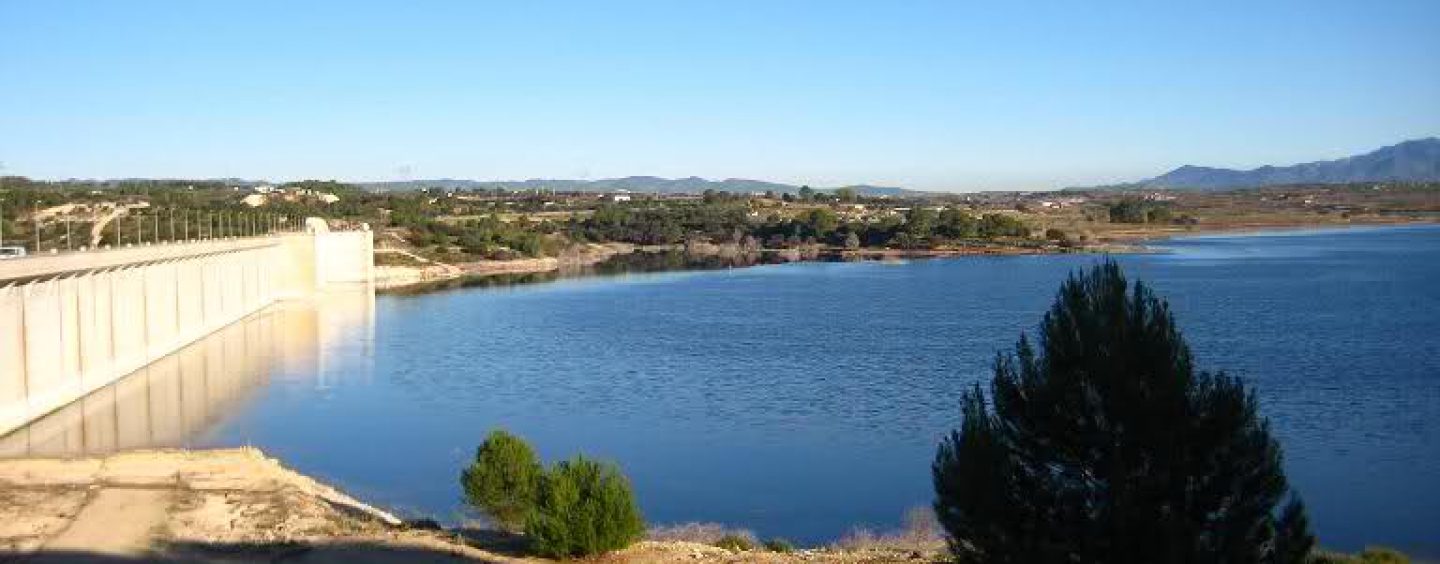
[459,431,645,558]
[1108,196,1174,223]
[933,260,1313,564]
[459,430,542,532]
[562,199,1033,252]
[762,538,796,553]
[526,455,646,558]
[12,175,1436,262]
[5,176,1045,257]
[401,214,558,259]
[713,533,756,551]
[1313,547,1411,563]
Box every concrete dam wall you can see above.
[0,229,373,436]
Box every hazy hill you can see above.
[359,176,923,197]
[1143,138,1440,190]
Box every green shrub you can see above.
[459,429,541,532]
[763,538,796,553]
[1312,546,1412,564]
[714,533,755,551]
[1355,547,1412,563]
[526,456,645,558]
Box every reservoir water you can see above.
[4,225,1438,556]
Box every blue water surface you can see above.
[193,225,1440,555]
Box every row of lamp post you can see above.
[0,203,301,255]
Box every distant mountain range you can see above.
[1140,137,1440,190]
[46,138,1440,195]
[367,138,1440,195]
[359,176,923,197]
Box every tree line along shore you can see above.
[3,177,1435,266]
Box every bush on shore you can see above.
[459,429,541,532]
[649,522,791,552]
[525,455,646,558]
[714,533,756,551]
[1312,547,1411,564]
[647,523,792,553]
[830,507,945,553]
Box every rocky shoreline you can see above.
[374,217,1437,294]
[374,240,1137,294]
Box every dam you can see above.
[0,223,373,436]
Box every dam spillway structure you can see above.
[0,220,373,436]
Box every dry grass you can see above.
[647,522,758,546]
[833,506,944,552]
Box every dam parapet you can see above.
[0,221,372,435]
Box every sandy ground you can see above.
[0,448,516,562]
[0,448,943,563]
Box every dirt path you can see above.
[375,247,463,276]
[87,205,124,248]
[0,448,507,562]
[43,488,171,556]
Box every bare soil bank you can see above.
[0,448,944,563]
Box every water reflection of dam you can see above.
[0,288,374,457]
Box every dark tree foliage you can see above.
[572,203,750,245]
[1109,197,1174,224]
[933,260,1313,564]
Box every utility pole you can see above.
[33,201,41,252]
[1,198,6,248]
[65,214,71,251]
[169,207,176,242]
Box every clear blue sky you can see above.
[2,0,1437,191]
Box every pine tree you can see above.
[460,429,542,532]
[933,260,1313,564]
